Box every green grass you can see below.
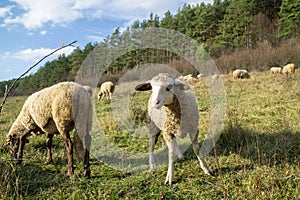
[0,71,299,199]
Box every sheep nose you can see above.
[154,100,160,105]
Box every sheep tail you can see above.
[73,131,85,162]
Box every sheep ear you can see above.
[174,80,190,90]
[135,82,152,91]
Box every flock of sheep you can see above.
[4,62,296,184]
[232,63,295,80]
[269,63,295,75]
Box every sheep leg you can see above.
[189,131,213,175]
[106,91,109,100]
[173,138,184,160]
[45,134,54,164]
[16,131,30,164]
[83,134,91,178]
[61,132,74,177]
[149,131,160,169]
[100,92,105,100]
[163,133,175,185]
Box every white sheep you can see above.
[135,73,212,185]
[211,74,219,81]
[196,73,203,79]
[232,69,250,79]
[270,67,282,74]
[97,81,115,100]
[6,82,92,178]
[282,63,295,75]
[178,74,201,85]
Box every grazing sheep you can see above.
[178,74,201,85]
[97,81,115,100]
[270,67,282,74]
[211,74,219,81]
[232,69,250,79]
[282,63,295,75]
[5,82,92,178]
[232,69,240,79]
[185,76,199,85]
[196,73,203,79]
[135,73,212,185]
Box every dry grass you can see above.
[0,70,299,199]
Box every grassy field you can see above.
[0,70,299,199]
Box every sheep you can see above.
[270,67,282,74]
[178,74,201,85]
[5,82,92,178]
[282,63,295,75]
[211,74,219,81]
[232,69,250,79]
[185,76,199,85]
[97,81,115,100]
[196,73,203,79]
[135,73,212,185]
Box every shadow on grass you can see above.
[215,124,300,167]
[168,123,300,176]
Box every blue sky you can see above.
[0,0,212,81]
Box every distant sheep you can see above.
[178,74,201,85]
[6,82,92,178]
[196,73,203,79]
[282,63,295,75]
[211,74,219,81]
[97,81,115,100]
[135,73,212,185]
[270,67,282,74]
[233,69,250,79]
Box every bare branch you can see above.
[0,40,77,114]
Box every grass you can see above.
[0,70,299,199]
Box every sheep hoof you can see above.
[45,159,53,165]
[165,173,174,185]
[204,169,214,176]
[150,165,155,169]
[164,179,173,185]
[84,169,91,178]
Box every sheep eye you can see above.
[166,85,172,92]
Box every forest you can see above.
[1,0,300,96]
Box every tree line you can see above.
[1,0,299,96]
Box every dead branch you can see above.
[0,40,77,114]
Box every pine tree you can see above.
[278,0,300,39]
[217,0,255,51]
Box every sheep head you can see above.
[5,135,19,159]
[135,73,190,109]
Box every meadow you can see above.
[0,70,299,199]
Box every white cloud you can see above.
[0,6,12,17]
[4,0,82,29]
[40,30,47,35]
[3,0,213,30]
[12,46,76,62]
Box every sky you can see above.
[0,0,213,81]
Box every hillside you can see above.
[1,0,300,96]
[0,70,299,199]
